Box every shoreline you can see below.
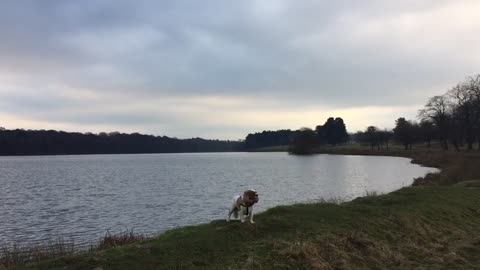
[1,151,431,247]
[4,147,480,269]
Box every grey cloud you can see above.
[0,89,77,113]
[0,0,479,138]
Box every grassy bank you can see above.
[7,147,480,270]
[14,185,480,270]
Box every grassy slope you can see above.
[24,186,480,270]
[17,146,480,270]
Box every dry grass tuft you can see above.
[93,229,146,251]
[0,238,74,268]
[364,190,380,197]
[309,196,345,205]
[1,229,147,269]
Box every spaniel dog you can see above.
[226,189,259,224]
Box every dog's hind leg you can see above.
[249,207,255,224]
[227,207,235,222]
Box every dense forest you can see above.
[0,129,242,155]
[244,129,297,149]
[0,116,349,155]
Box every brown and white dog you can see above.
[226,189,259,223]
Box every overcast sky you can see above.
[1,1,479,139]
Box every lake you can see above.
[0,152,437,247]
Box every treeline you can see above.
[5,73,478,156]
[244,130,296,149]
[244,117,349,151]
[287,117,349,154]
[352,120,435,150]
[314,117,348,145]
[352,127,393,150]
[418,75,480,151]
[354,74,480,151]
[0,129,243,155]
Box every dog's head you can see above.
[243,189,259,207]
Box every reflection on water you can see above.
[0,152,437,246]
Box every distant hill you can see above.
[0,129,243,155]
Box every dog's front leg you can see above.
[240,206,246,223]
[249,207,255,224]
[227,209,232,222]
[227,206,235,222]
[240,215,246,223]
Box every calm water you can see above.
[0,152,437,247]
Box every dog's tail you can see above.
[233,209,239,219]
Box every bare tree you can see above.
[466,75,480,149]
[366,126,379,150]
[448,83,476,149]
[419,120,436,147]
[393,118,417,150]
[418,95,451,150]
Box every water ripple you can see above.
[0,153,437,247]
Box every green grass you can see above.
[455,180,480,188]
[15,185,480,270]
[9,146,480,270]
